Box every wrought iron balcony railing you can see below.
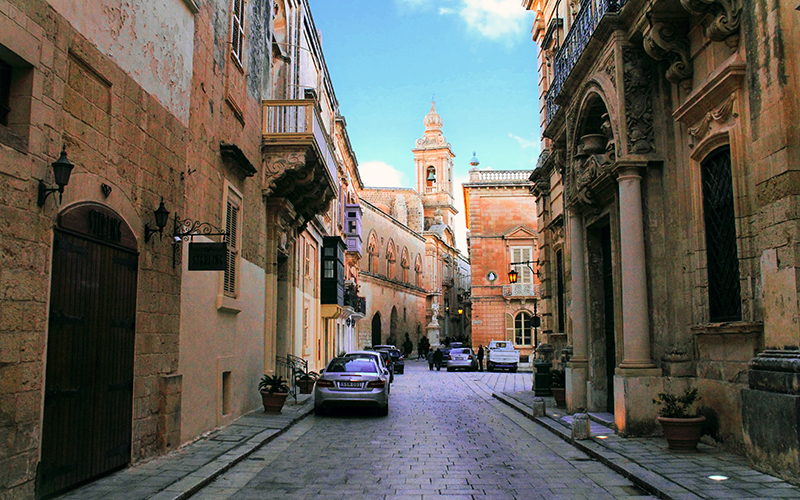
[544,0,624,124]
[262,99,337,185]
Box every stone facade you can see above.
[525,0,800,483]
[462,159,540,364]
[0,0,358,497]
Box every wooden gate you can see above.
[38,207,138,498]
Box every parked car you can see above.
[314,356,389,416]
[346,350,393,383]
[373,346,404,374]
[446,347,477,372]
[486,340,520,372]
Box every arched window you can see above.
[367,231,379,274]
[701,146,741,321]
[401,247,409,283]
[415,254,423,287]
[514,311,533,346]
[386,239,396,280]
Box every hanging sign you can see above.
[188,242,227,271]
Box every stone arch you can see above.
[570,88,616,158]
[371,311,382,347]
[400,247,410,283]
[390,306,399,344]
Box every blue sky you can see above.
[307,0,540,250]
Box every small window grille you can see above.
[701,146,741,322]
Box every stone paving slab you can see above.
[53,395,314,500]
[494,390,800,500]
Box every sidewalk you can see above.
[54,395,314,500]
[494,390,800,500]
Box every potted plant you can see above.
[295,371,319,394]
[550,368,566,408]
[653,386,706,451]
[258,374,290,414]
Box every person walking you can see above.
[433,348,443,371]
[427,349,435,370]
[477,344,485,372]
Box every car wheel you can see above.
[314,405,326,416]
[487,365,493,372]
[447,367,453,372]
[511,366,518,373]
[378,404,389,416]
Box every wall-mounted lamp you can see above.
[457,307,463,315]
[145,199,170,242]
[508,260,541,283]
[38,148,74,206]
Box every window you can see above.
[0,60,11,126]
[223,188,242,297]
[510,247,534,284]
[0,52,33,151]
[230,0,246,65]
[515,312,533,345]
[701,146,741,321]
[324,260,334,279]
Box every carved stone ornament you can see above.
[622,47,655,155]
[680,0,742,43]
[643,20,693,85]
[688,94,737,147]
[603,55,616,88]
[262,151,307,196]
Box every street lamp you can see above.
[38,148,75,206]
[145,199,171,242]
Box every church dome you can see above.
[424,101,443,131]
[470,152,480,168]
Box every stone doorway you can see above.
[587,219,617,413]
[371,312,382,347]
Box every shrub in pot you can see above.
[295,371,319,394]
[258,374,290,414]
[653,386,706,451]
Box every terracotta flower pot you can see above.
[657,415,706,451]
[260,391,288,414]
[297,379,315,394]
[551,387,566,408]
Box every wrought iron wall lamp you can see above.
[508,260,541,284]
[38,148,74,206]
[144,199,170,242]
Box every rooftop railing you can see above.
[468,170,533,183]
[545,0,624,124]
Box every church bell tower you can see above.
[413,101,457,230]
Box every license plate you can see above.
[339,381,361,388]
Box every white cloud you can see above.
[359,161,410,188]
[458,0,531,40]
[509,132,538,149]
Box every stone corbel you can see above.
[643,19,693,85]
[680,0,742,45]
[261,151,308,197]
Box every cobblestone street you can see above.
[190,360,653,500]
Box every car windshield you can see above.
[327,358,378,374]
[492,342,509,349]
[347,353,382,365]
[451,348,469,354]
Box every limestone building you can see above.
[358,103,470,351]
[462,155,540,365]
[0,0,362,497]
[524,0,800,482]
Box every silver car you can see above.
[446,347,478,372]
[314,356,390,416]
[345,350,393,383]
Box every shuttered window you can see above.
[231,0,245,65]
[224,195,240,296]
[510,247,533,284]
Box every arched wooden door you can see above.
[38,204,139,498]
[371,312,382,347]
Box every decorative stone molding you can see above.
[643,20,693,85]
[603,55,616,88]
[680,0,742,44]
[688,94,737,146]
[262,150,307,197]
[622,47,655,154]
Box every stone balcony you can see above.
[261,99,338,226]
[467,169,533,184]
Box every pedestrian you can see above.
[417,341,424,360]
[403,333,413,358]
[433,347,443,371]
[427,349,435,370]
[477,344,484,372]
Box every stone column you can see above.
[264,197,296,374]
[567,209,588,411]
[616,165,658,373]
